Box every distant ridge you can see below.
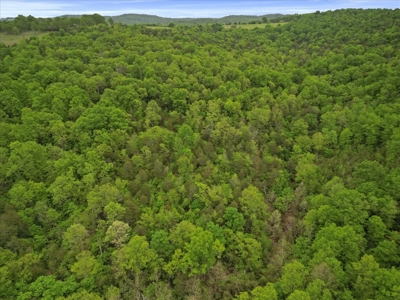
[57,13,285,25]
[108,13,285,25]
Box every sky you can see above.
[1,0,399,18]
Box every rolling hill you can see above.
[57,13,285,25]
[108,13,285,25]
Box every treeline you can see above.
[0,14,108,34]
[0,13,284,33]
[0,8,400,300]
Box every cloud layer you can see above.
[1,0,399,18]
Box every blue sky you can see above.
[1,0,399,18]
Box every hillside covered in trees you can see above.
[0,14,109,35]
[1,8,400,300]
[0,13,283,34]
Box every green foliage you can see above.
[1,8,400,299]
[311,224,365,264]
[62,224,89,252]
[223,207,245,232]
[113,235,157,274]
[71,251,101,279]
[0,14,107,36]
[18,275,78,300]
[236,283,278,299]
[279,260,308,295]
[104,220,131,248]
[165,227,224,276]
[287,290,311,300]
[239,185,267,222]
[150,230,174,260]
[57,290,103,300]
[6,141,48,182]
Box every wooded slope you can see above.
[0,8,400,300]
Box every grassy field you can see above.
[224,22,288,29]
[0,31,49,46]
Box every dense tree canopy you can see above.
[1,8,400,300]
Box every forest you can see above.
[0,8,400,300]
[0,13,283,33]
[0,14,109,35]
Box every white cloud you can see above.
[0,0,398,19]
[0,0,165,18]
[0,1,78,17]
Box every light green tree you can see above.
[287,290,311,300]
[104,201,126,223]
[279,260,308,295]
[145,100,162,129]
[62,224,89,253]
[71,251,101,279]
[105,220,131,248]
[113,235,157,285]
[165,227,224,276]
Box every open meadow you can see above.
[0,31,49,46]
